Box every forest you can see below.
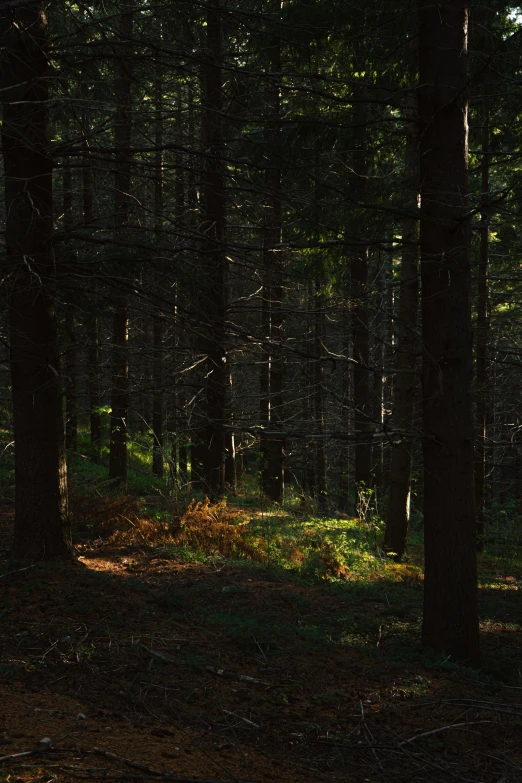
[0,0,521,781]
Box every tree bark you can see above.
[418,0,480,666]
[1,2,71,560]
[384,92,419,559]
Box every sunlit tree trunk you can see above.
[1,2,71,559]
[418,0,480,665]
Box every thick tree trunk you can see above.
[474,100,490,547]
[1,3,71,560]
[259,2,284,504]
[384,92,419,559]
[193,0,227,497]
[418,0,480,666]
[109,0,134,481]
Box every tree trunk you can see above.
[64,309,78,452]
[109,0,134,482]
[62,161,78,452]
[384,92,419,559]
[474,100,490,547]
[1,3,71,560]
[418,0,480,666]
[193,0,227,497]
[352,247,371,488]
[260,2,284,504]
[152,312,164,477]
[152,34,164,478]
[87,314,102,460]
[109,304,129,480]
[315,279,328,511]
[337,306,351,511]
[371,267,385,490]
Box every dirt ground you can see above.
[1,512,522,783]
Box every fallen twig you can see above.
[0,561,39,580]
[89,748,255,782]
[222,709,260,728]
[398,720,492,747]
[205,666,269,685]
[140,644,178,664]
[0,749,42,763]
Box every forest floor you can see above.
[1,462,522,782]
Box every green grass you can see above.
[70,429,171,496]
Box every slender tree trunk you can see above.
[337,306,351,511]
[152,31,164,478]
[384,92,419,559]
[371,268,385,490]
[109,0,134,481]
[193,0,227,496]
[87,314,102,460]
[225,430,237,492]
[474,100,490,546]
[62,161,78,452]
[64,309,78,452]
[352,247,371,488]
[260,2,284,503]
[82,136,102,458]
[109,303,129,480]
[350,45,371,494]
[152,313,164,477]
[1,3,71,560]
[314,279,327,511]
[418,0,480,666]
